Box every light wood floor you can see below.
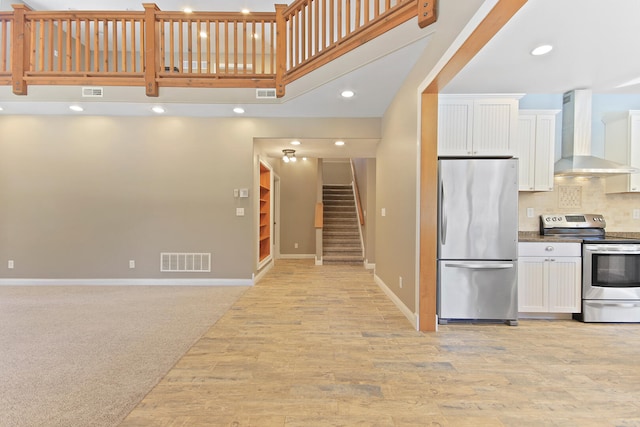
[121,260,640,427]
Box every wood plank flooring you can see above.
[121,260,640,427]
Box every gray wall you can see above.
[279,157,318,256]
[0,115,379,280]
[375,0,486,314]
[322,160,352,184]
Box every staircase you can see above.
[322,185,363,265]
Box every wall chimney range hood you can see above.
[554,89,638,176]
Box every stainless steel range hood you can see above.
[554,89,638,176]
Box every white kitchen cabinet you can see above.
[438,95,521,157]
[518,242,581,313]
[517,110,559,191]
[604,110,640,193]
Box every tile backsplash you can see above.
[519,176,640,231]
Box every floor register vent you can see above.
[161,252,211,272]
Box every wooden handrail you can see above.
[315,202,323,228]
[350,159,365,226]
[2,1,437,96]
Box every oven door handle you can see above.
[586,250,640,255]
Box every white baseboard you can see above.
[0,278,253,286]
[364,261,375,270]
[315,256,322,266]
[373,273,418,329]
[278,254,316,260]
[253,259,274,284]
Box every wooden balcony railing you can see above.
[0,0,436,97]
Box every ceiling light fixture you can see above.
[290,140,301,145]
[335,140,345,146]
[341,90,355,98]
[233,107,245,114]
[0,106,3,111]
[282,149,297,163]
[152,106,165,114]
[530,44,553,56]
[69,105,84,112]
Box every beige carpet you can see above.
[0,285,248,427]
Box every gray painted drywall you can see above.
[0,115,379,280]
[279,157,318,256]
[376,0,486,314]
[322,161,352,185]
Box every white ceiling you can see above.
[3,0,640,159]
[444,0,640,95]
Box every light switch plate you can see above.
[239,188,249,198]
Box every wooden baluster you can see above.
[143,3,159,96]
[75,19,81,72]
[84,19,90,71]
[275,4,286,96]
[11,4,31,94]
[206,20,211,74]
[93,19,99,71]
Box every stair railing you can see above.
[2,1,436,96]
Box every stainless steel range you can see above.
[541,214,640,323]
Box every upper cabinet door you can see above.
[438,99,474,156]
[438,95,521,158]
[604,111,640,193]
[472,98,518,156]
[517,110,558,192]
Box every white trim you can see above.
[374,273,418,329]
[278,253,316,260]
[315,256,323,266]
[253,259,274,284]
[0,278,253,286]
[364,260,375,270]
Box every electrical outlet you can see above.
[8,260,14,269]
[527,207,534,218]
[236,208,245,216]
[381,208,386,217]
[294,243,298,249]
[399,276,403,288]
[129,260,135,269]
[634,209,640,220]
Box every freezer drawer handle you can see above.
[587,302,639,309]
[444,263,514,270]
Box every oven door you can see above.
[583,244,640,300]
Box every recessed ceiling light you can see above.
[233,107,245,114]
[335,141,345,146]
[241,8,250,14]
[341,90,355,98]
[152,106,165,114]
[530,44,553,56]
[183,7,193,13]
[69,105,84,112]
[0,106,3,111]
[290,140,301,145]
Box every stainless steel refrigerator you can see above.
[437,158,519,325]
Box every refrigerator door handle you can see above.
[440,182,447,245]
[444,263,515,270]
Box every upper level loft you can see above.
[0,0,436,97]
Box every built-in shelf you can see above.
[259,161,271,263]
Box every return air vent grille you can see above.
[161,253,211,272]
[256,88,277,99]
[82,87,104,97]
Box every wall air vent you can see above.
[82,87,104,97]
[161,253,211,272]
[256,89,277,99]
